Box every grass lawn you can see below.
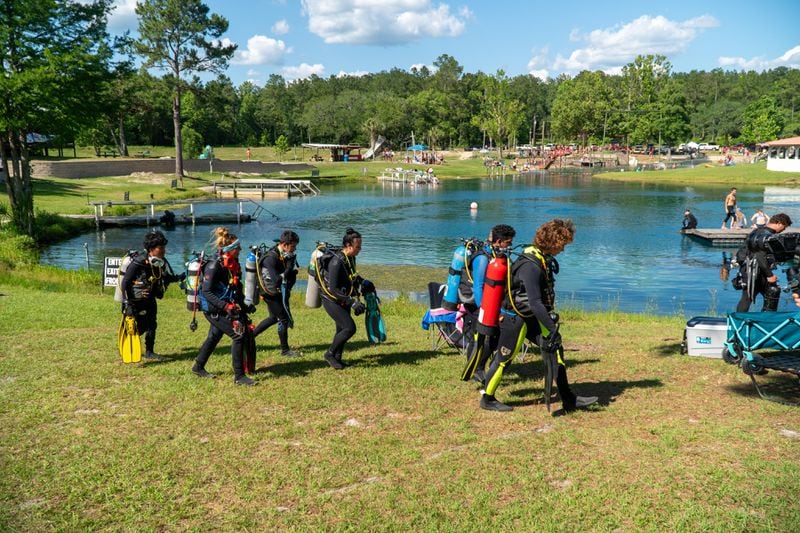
[1,270,799,530]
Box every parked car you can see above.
[698,143,720,151]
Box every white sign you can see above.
[104,257,122,287]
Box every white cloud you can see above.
[282,63,326,80]
[300,0,471,45]
[272,19,290,35]
[337,70,370,78]
[719,45,800,71]
[529,69,549,81]
[552,14,719,74]
[107,0,138,34]
[527,45,550,79]
[233,35,290,66]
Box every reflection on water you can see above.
[40,172,800,317]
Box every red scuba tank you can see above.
[476,255,507,335]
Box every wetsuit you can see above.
[486,248,579,408]
[320,251,361,363]
[252,246,298,352]
[736,226,780,312]
[682,212,697,230]
[121,254,182,356]
[458,245,492,374]
[194,255,249,379]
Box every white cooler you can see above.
[681,316,728,358]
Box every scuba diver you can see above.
[481,219,598,412]
[252,230,302,357]
[120,230,185,361]
[191,227,258,385]
[736,213,792,312]
[318,228,365,370]
[461,225,516,386]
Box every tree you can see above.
[551,71,613,144]
[274,135,289,162]
[741,96,785,145]
[134,0,235,182]
[0,0,113,237]
[471,70,525,158]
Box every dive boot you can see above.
[144,351,166,362]
[324,352,344,370]
[234,375,257,386]
[281,348,303,358]
[192,364,216,379]
[480,394,513,412]
[563,395,598,412]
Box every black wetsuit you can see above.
[121,254,181,355]
[195,256,249,379]
[486,250,578,406]
[320,251,360,362]
[682,212,698,230]
[736,226,780,312]
[458,248,491,368]
[252,247,298,352]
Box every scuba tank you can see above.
[113,250,139,303]
[305,247,323,308]
[442,244,466,311]
[476,255,508,336]
[185,252,204,312]
[244,246,258,306]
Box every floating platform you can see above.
[212,179,320,198]
[681,228,752,245]
[65,213,252,229]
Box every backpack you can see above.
[310,242,341,289]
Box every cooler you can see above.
[681,316,727,358]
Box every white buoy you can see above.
[470,202,478,210]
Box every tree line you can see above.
[2,0,799,237]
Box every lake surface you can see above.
[41,171,800,317]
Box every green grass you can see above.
[596,159,800,186]
[1,271,800,530]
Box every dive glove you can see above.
[543,331,562,353]
[352,301,366,316]
[244,304,257,314]
[124,303,136,316]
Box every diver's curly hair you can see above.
[211,226,238,249]
[533,219,575,255]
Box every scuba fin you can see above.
[120,315,142,364]
[364,292,386,343]
[461,333,484,381]
[542,346,558,412]
[282,281,294,329]
[117,314,126,359]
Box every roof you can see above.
[302,143,363,149]
[764,136,800,146]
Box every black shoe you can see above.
[324,352,344,370]
[480,395,513,412]
[144,352,166,361]
[234,375,256,386]
[281,349,303,358]
[191,364,216,379]
[564,395,598,412]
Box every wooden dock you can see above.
[212,179,320,198]
[65,213,252,229]
[681,228,752,245]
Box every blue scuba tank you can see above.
[244,247,258,306]
[471,252,489,307]
[442,244,466,310]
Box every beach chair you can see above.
[421,282,467,353]
[723,311,800,405]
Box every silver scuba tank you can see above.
[244,247,258,306]
[305,248,323,308]
[185,253,203,311]
[113,251,138,303]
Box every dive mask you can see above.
[149,256,165,269]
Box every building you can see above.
[765,136,800,172]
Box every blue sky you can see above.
[107,0,800,84]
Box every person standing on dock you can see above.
[736,213,793,312]
[721,188,738,229]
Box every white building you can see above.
[765,136,800,172]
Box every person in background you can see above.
[722,188,737,229]
[735,207,748,229]
[682,209,698,230]
[751,208,769,228]
[736,213,793,312]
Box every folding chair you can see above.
[421,282,468,353]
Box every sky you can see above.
[106,0,800,85]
